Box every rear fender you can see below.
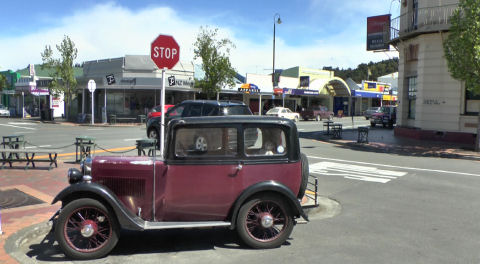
[228,181,308,229]
[52,182,144,231]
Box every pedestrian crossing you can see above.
[309,161,407,183]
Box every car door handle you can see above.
[236,163,243,171]
[229,163,243,177]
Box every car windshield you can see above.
[379,107,391,113]
[267,108,280,114]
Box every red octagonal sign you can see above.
[150,35,180,69]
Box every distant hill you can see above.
[323,58,399,83]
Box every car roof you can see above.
[180,100,246,106]
[169,115,296,128]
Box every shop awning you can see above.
[324,77,351,97]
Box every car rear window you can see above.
[244,127,286,157]
[222,105,252,115]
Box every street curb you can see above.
[4,221,54,263]
[315,135,480,161]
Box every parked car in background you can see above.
[300,106,333,121]
[147,104,175,119]
[53,116,314,260]
[146,100,253,141]
[0,105,10,117]
[266,107,300,122]
[364,107,380,120]
[370,106,397,128]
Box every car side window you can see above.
[166,105,184,117]
[185,104,202,117]
[174,127,237,157]
[244,127,287,157]
[202,104,218,116]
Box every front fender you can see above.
[229,181,308,229]
[52,182,144,231]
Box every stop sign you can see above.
[150,35,180,69]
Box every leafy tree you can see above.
[324,58,398,83]
[41,35,78,120]
[194,27,236,98]
[0,74,7,93]
[443,0,480,150]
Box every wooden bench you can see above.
[0,149,58,170]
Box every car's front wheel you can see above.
[294,116,299,122]
[236,194,294,249]
[55,198,119,260]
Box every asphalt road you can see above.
[3,117,480,263]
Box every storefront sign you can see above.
[106,74,116,85]
[238,83,260,94]
[423,98,446,105]
[282,88,318,95]
[367,14,391,51]
[168,76,176,86]
[362,81,391,93]
[352,90,382,98]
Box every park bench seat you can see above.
[0,149,59,170]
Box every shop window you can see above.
[407,76,417,119]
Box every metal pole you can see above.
[104,88,107,124]
[91,90,94,125]
[160,68,166,159]
[82,89,85,114]
[273,18,276,90]
[259,94,262,115]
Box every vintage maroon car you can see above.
[52,116,313,259]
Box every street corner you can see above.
[302,193,341,221]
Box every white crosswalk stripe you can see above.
[309,161,407,183]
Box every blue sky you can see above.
[0,0,400,75]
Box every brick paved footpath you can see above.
[0,161,71,264]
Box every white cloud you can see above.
[0,2,397,76]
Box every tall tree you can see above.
[443,0,480,150]
[41,35,78,120]
[194,27,236,98]
[0,74,7,93]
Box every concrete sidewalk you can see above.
[301,124,480,161]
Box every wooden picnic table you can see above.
[0,149,58,170]
[2,135,25,149]
[323,121,334,135]
[75,136,96,162]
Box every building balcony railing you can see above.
[390,4,458,42]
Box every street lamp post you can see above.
[273,13,282,102]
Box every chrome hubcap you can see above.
[261,214,274,228]
[81,224,95,237]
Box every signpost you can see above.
[150,35,180,158]
[88,80,96,125]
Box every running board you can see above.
[144,221,231,230]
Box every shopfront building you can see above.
[76,55,197,122]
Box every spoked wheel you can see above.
[194,135,208,151]
[55,198,119,260]
[237,194,294,249]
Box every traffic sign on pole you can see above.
[87,80,96,125]
[150,35,180,159]
[150,35,180,70]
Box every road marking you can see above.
[0,124,36,130]
[25,145,51,149]
[8,122,37,126]
[307,156,480,177]
[36,146,137,159]
[87,128,104,131]
[309,161,407,183]
[124,138,142,141]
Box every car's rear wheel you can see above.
[236,194,294,249]
[55,198,119,260]
[328,114,333,120]
[315,115,321,121]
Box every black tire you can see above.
[236,194,294,249]
[370,122,375,127]
[147,128,159,140]
[297,153,309,199]
[55,198,119,260]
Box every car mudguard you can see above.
[52,182,144,231]
[229,180,308,229]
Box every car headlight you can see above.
[68,168,83,184]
